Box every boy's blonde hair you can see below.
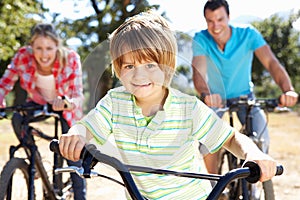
[109,10,177,87]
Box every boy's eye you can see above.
[146,63,158,69]
[124,65,134,69]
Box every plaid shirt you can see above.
[0,46,84,126]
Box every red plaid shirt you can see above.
[0,46,84,126]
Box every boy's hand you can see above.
[59,134,85,161]
[254,158,277,182]
[246,153,277,182]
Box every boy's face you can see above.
[119,52,165,100]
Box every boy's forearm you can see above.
[68,123,93,142]
[223,131,266,160]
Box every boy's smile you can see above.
[119,53,167,113]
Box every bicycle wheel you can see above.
[218,148,240,200]
[57,155,74,200]
[249,180,274,200]
[262,180,275,200]
[0,158,31,200]
[218,148,238,174]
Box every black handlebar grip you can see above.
[49,139,61,155]
[244,161,284,183]
[49,139,87,159]
[61,96,72,109]
[276,165,284,176]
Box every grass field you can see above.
[0,111,299,199]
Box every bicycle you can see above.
[216,96,290,200]
[49,139,283,200]
[0,103,74,200]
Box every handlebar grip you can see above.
[49,139,87,159]
[62,96,72,109]
[276,165,284,176]
[244,161,284,183]
[49,139,61,155]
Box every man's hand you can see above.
[204,94,224,108]
[279,91,298,107]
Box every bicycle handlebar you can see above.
[0,97,72,119]
[215,97,291,114]
[49,139,284,200]
[0,104,59,119]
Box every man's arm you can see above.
[192,55,209,94]
[255,45,298,106]
[192,56,223,107]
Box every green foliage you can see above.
[251,10,300,96]
[0,0,47,105]
[0,0,45,62]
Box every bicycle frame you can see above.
[1,104,69,200]
[216,97,283,200]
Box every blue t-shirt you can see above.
[192,24,266,99]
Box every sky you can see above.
[148,0,300,34]
[44,0,300,45]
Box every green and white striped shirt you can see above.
[79,86,233,199]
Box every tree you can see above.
[0,0,46,105]
[251,11,300,97]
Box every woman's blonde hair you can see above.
[30,23,69,67]
[109,10,177,87]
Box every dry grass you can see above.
[0,112,299,199]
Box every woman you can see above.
[0,23,86,200]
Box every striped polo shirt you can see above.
[79,86,233,199]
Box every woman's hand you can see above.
[52,96,73,111]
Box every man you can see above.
[192,0,298,174]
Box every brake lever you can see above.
[54,166,100,177]
[50,139,98,178]
[0,111,7,119]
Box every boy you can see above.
[59,10,277,199]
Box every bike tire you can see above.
[262,179,275,200]
[246,179,275,200]
[53,154,74,199]
[0,158,31,200]
[218,148,240,200]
